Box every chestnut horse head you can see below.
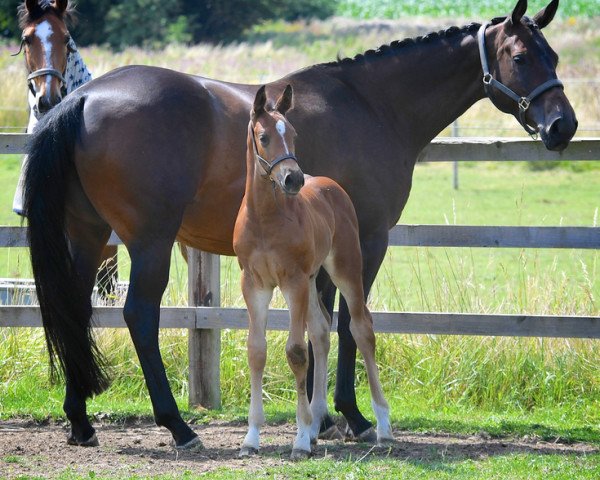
[16,0,74,117]
[249,85,305,195]
[479,0,577,150]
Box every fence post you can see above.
[187,248,221,409]
[452,120,459,190]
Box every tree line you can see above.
[0,0,336,49]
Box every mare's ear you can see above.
[510,0,528,26]
[533,0,559,29]
[275,84,293,115]
[252,85,267,120]
[55,0,69,14]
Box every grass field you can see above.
[1,9,599,479]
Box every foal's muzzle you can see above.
[281,169,305,195]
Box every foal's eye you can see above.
[260,135,269,146]
[22,35,31,45]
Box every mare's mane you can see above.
[329,15,539,66]
[17,1,76,29]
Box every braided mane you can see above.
[329,16,510,66]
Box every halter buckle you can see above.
[482,73,493,85]
[518,97,530,111]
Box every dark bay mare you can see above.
[23,0,577,448]
[13,0,118,299]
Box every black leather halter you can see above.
[249,121,298,176]
[477,21,563,135]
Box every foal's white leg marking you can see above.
[240,281,273,456]
[34,20,54,103]
[306,281,330,443]
[276,119,290,154]
[281,287,313,457]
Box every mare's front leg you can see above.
[124,237,200,449]
[282,280,313,460]
[333,231,389,441]
[239,272,273,457]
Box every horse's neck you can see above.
[243,148,288,220]
[339,30,485,150]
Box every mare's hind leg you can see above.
[63,212,112,446]
[124,235,199,448]
[239,273,273,457]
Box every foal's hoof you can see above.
[290,448,311,461]
[345,427,377,444]
[318,425,343,441]
[377,435,396,447]
[174,435,204,452]
[67,432,99,447]
[239,446,259,458]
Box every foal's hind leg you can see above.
[124,236,199,449]
[325,257,393,444]
[239,273,273,457]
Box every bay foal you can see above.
[233,85,393,459]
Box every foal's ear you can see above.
[275,84,294,115]
[55,0,69,14]
[533,0,559,29]
[252,85,267,119]
[509,0,528,26]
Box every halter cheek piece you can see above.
[249,121,298,177]
[477,21,563,136]
[12,38,68,97]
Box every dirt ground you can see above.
[0,419,597,478]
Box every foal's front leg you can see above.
[239,273,273,457]
[282,281,313,460]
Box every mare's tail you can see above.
[23,94,110,398]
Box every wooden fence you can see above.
[1,133,599,408]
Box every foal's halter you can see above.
[249,121,298,176]
[12,38,68,97]
[477,21,563,135]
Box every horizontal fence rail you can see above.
[1,307,599,339]
[2,224,599,249]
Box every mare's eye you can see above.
[513,54,526,64]
[22,35,31,45]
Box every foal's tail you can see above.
[23,94,110,399]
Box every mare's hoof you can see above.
[175,435,204,451]
[239,446,259,458]
[318,425,343,441]
[290,448,311,461]
[67,432,99,447]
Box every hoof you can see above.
[377,435,396,447]
[239,446,259,458]
[318,425,343,441]
[67,432,99,447]
[290,448,311,461]
[174,435,203,451]
[350,427,377,444]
